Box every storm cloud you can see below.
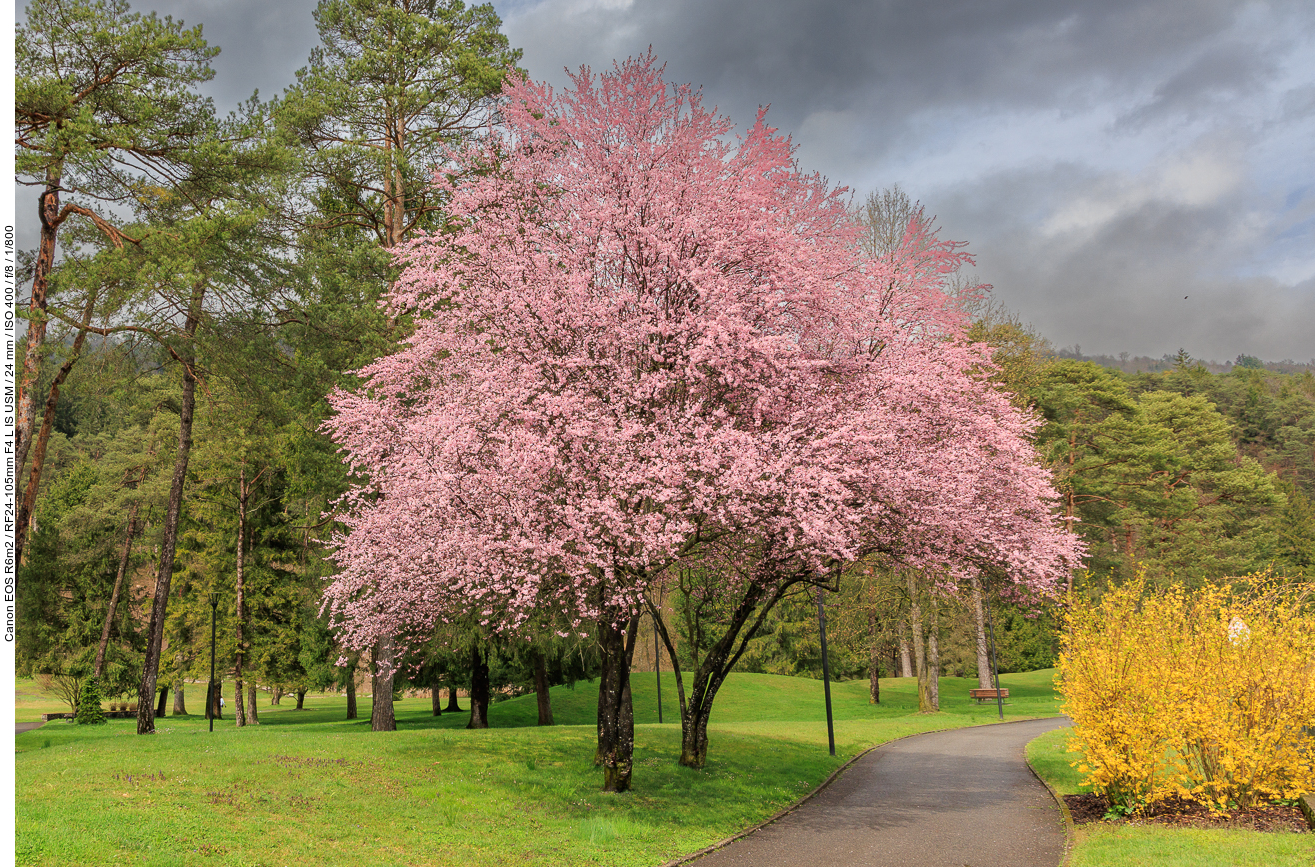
[16,0,1315,360]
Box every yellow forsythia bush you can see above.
[1059,573,1315,814]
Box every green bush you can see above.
[74,678,106,725]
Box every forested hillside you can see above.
[14,0,1312,729]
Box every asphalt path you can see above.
[16,721,45,735]
[689,716,1070,867]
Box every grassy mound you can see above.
[18,670,1060,866]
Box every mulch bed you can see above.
[1063,793,1310,833]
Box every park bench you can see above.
[968,688,1009,703]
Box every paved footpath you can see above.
[689,717,1070,867]
[16,722,45,735]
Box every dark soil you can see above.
[1064,793,1310,833]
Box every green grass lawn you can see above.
[1026,727,1315,867]
[17,669,1059,866]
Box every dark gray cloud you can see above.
[13,0,1314,361]
[144,0,320,109]
[498,0,1314,361]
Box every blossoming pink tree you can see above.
[324,53,1081,791]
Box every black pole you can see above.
[983,576,1004,721]
[817,585,835,757]
[209,594,218,733]
[653,612,663,724]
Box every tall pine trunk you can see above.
[155,686,168,718]
[927,601,940,711]
[431,680,443,716]
[233,465,249,727]
[466,643,490,729]
[94,495,140,679]
[907,571,934,712]
[595,616,637,792]
[533,650,554,725]
[172,682,186,716]
[345,672,357,720]
[136,284,204,734]
[445,683,461,713]
[898,629,914,678]
[246,683,259,724]
[970,572,993,689]
[370,637,397,731]
[15,170,64,515]
[16,286,98,566]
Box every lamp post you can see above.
[208,592,218,733]
[653,611,663,724]
[817,584,836,757]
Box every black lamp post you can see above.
[817,584,836,757]
[653,611,663,724]
[208,592,218,733]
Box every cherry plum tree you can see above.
[324,53,1081,789]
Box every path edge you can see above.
[661,714,1062,867]
[1024,725,1077,867]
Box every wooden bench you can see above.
[968,688,1009,703]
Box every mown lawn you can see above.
[18,669,1059,866]
[1026,727,1315,867]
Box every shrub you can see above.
[1059,573,1315,814]
[74,678,107,725]
[36,672,82,713]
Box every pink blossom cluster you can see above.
[322,54,1083,650]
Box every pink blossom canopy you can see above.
[322,54,1083,650]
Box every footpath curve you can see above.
[685,716,1070,867]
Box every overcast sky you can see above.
[15,0,1315,362]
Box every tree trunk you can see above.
[927,601,940,712]
[136,284,205,735]
[596,616,638,792]
[246,683,259,724]
[234,464,248,728]
[15,170,64,513]
[296,690,305,710]
[234,680,246,727]
[445,684,461,713]
[16,285,99,567]
[172,682,185,716]
[346,672,357,720]
[906,571,934,713]
[211,681,223,720]
[272,686,282,705]
[431,680,443,716]
[867,608,880,704]
[370,636,397,731]
[898,626,914,677]
[94,496,140,679]
[970,573,993,690]
[155,685,168,718]
[466,642,490,730]
[533,650,554,726]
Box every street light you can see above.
[817,584,835,757]
[653,610,663,725]
[208,592,218,733]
